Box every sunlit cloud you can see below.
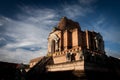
[0,8,59,63]
[1,0,119,63]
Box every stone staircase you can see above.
[26,56,52,79]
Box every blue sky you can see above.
[0,0,120,64]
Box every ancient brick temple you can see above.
[47,17,105,64]
[27,17,120,80]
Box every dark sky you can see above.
[0,0,120,63]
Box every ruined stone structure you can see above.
[47,17,105,64]
[27,17,120,80]
[29,56,44,68]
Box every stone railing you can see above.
[52,46,82,57]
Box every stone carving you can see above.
[94,33,104,51]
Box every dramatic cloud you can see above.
[0,0,120,63]
[0,8,59,64]
[0,0,96,64]
[2,0,119,63]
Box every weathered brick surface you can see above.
[46,17,105,64]
[72,28,79,47]
[53,55,67,64]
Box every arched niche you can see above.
[94,33,104,51]
[49,34,60,53]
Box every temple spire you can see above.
[57,16,81,30]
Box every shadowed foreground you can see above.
[26,70,120,80]
[0,56,120,80]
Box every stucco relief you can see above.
[49,34,60,53]
[94,33,104,51]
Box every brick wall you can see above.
[72,28,79,47]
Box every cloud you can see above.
[92,17,120,44]
[0,23,3,26]
[0,1,96,64]
[85,16,120,58]
[105,48,120,58]
[62,4,93,18]
[0,8,59,63]
[0,48,46,64]
[1,0,119,63]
